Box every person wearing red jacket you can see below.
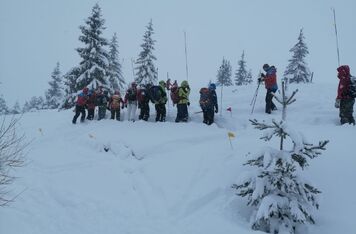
[259,64,278,114]
[335,65,355,125]
[72,87,89,124]
[86,89,96,120]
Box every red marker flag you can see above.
[227,107,232,112]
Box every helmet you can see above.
[131,82,137,88]
[159,80,166,87]
[181,80,189,87]
[114,90,120,95]
[263,64,270,71]
[83,87,89,94]
[209,83,216,90]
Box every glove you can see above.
[258,78,262,83]
[261,73,266,78]
[187,102,190,106]
[215,108,218,113]
[121,105,125,109]
[125,104,127,108]
[335,99,340,108]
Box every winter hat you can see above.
[83,87,89,94]
[209,83,216,90]
[337,65,350,77]
[263,64,270,71]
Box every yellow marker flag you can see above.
[228,132,235,139]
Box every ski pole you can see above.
[332,8,341,66]
[250,82,260,114]
[250,81,260,106]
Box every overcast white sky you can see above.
[1,0,355,105]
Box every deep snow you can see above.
[0,82,355,234]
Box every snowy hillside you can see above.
[0,82,355,234]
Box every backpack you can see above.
[199,87,211,109]
[96,93,108,106]
[137,88,149,103]
[111,95,121,110]
[170,85,180,104]
[349,75,356,98]
[127,88,137,101]
[149,85,162,103]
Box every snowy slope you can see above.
[0,82,355,234]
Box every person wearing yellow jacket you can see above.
[175,80,190,122]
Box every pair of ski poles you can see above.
[250,81,261,114]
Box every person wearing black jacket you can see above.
[137,84,151,121]
[205,83,218,125]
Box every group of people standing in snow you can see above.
[72,79,218,125]
[72,86,123,124]
[73,63,355,126]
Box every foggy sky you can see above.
[1,0,355,105]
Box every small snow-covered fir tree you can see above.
[216,58,233,86]
[107,33,125,91]
[233,82,328,234]
[0,95,9,115]
[235,51,252,85]
[283,29,311,84]
[23,96,45,112]
[10,101,21,114]
[45,62,64,109]
[135,19,157,85]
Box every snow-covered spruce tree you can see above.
[45,62,64,109]
[135,19,157,85]
[76,3,109,90]
[107,33,125,91]
[233,82,328,234]
[0,95,9,115]
[235,51,252,85]
[283,29,311,84]
[63,3,109,108]
[216,58,233,86]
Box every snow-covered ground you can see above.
[0,82,355,234]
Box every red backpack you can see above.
[199,87,211,109]
[170,85,180,104]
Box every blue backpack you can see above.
[149,85,162,103]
